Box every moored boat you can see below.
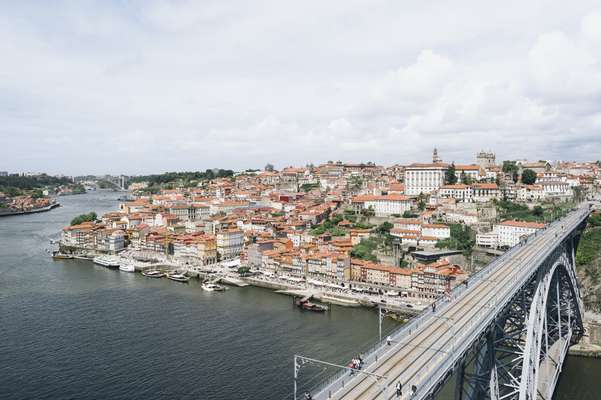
[167,273,190,283]
[202,283,226,291]
[295,297,328,312]
[119,262,135,272]
[52,251,74,260]
[142,269,165,278]
[93,255,120,268]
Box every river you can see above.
[0,191,598,399]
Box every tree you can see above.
[502,161,518,174]
[573,186,585,203]
[533,205,544,217]
[70,212,97,226]
[375,221,393,235]
[237,266,251,275]
[445,163,458,185]
[264,163,274,172]
[460,172,473,185]
[435,224,475,255]
[521,169,537,185]
[351,238,379,262]
[402,210,418,218]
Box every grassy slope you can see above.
[576,221,601,312]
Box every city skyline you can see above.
[2,1,601,175]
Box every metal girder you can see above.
[455,242,584,400]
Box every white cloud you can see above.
[396,50,453,98]
[1,2,601,174]
[527,31,601,99]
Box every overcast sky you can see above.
[1,1,601,175]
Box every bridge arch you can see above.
[519,251,584,400]
[457,247,585,400]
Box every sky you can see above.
[1,0,601,175]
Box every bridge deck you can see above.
[314,207,589,400]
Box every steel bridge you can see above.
[301,204,591,400]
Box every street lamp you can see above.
[293,355,389,400]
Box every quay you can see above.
[51,249,428,313]
[0,202,60,217]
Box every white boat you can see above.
[202,283,226,292]
[93,256,120,268]
[142,270,165,278]
[119,262,135,273]
[167,273,190,283]
[386,290,400,296]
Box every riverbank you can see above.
[569,343,601,358]
[569,312,601,358]
[51,247,426,315]
[0,202,60,217]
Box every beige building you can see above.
[404,163,449,195]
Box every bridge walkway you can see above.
[314,207,589,400]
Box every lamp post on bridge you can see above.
[378,303,386,343]
[293,354,389,400]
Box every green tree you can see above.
[445,163,458,185]
[502,161,518,174]
[435,224,475,255]
[589,214,601,227]
[573,186,585,203]
[375,221,393,235]
[533,205,544,216]
[521,169,537,185]
[70,212,97,226]
[402,210,418,218]
[350,237,379,262]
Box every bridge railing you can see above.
[413,207,590,399]
[311,229,528,398]
[311,206,590,399]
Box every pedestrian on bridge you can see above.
[411,385,417,398]
[431,302,436,313]
[395,381,402,398]
[386,336,392,346]
[304,392,312,400]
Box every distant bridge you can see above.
[301,204,591,400]
[100,175,128,191]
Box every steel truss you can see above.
[454,236,585,400]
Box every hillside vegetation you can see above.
[576,213,601,312]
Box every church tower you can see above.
[433,148,442,164]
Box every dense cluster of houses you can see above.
[59,150,600,293]
[0,193,54,213]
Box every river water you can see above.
[0,191,598,399]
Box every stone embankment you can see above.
[570,312,601,358]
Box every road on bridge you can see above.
[315,206,588,400]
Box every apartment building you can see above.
[216,229,244,259]
[351,194,413,217]
[477,220,545,248]
[404,163,449,195]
